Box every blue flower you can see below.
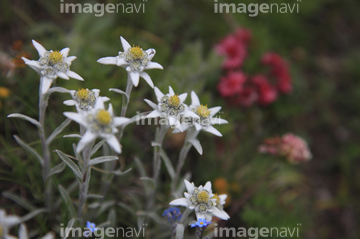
[86,221,97,233]
[162,207,182,223]
[190,218,212,228]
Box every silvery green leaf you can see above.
[134,157,146,177]
[2,192,36,211]
[46,87,69,95]
[109,88,129,105]
[188,139,203,155]
[90,139,106,156]
[46,118,71,145]
[160,148,175,179]
[96,200,116,216]
[13,135,43,166]
[88,202,100,209]
[111,168,132,176]
[140,177,155,190]
[55,181,78,209]
[20,209,47,222]
[47,162,66,179]
[58,185,76,218]
[118,202,135,214]
[84,169,91,198]
[72,143,82,165]
[87,194,104,199]
[89,156,118,166]
[62,218,77,239]
[56,150,82,179]
[64,134,81,138]
[174,223,185,239]
[108,209,117,228]
[8,113,41,128]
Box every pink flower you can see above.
[251,75,278,105]
[217,71,246,97]
[216,35,247,69]
[259,133,312,164]
[234,28,252,45]
[262,52,292,94]
[235,86,258,107]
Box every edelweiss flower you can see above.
[212,193,230,220]
[169,180,230,221]
[22,40,84,94]
[63,88,110,112]
[144,86,198,131]
[97,36,163,88]
[64,99,129,153]
[175,91,227,136]
[0,209,21,239]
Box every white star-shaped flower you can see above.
[21,40,84,94]
[212,194,230,220]
[64,99,129,153]
[174,91,228,136]
[144,86,198,131]
[63,88,110,112]
[97,36,163,88]
[0,209,21,239]
[169,180,230,221]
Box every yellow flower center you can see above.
[212,193,220,205]
[168,95,180,107]
[49,51,63,64]
[76,88,90,100]
[196,105,211,118]
[0,87,10,98]
[96,110,112,125]
[129,45,144,60]
[200,222,204,225]
[197,191,210,203]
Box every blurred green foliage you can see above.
[1,0,360,238]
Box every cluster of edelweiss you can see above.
[12,36,230,236]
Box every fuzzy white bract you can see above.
[63,88,110,112]
[144,86,199,131]
[174,91,228,136]
[0,209,21,239]
[64,99,129,153]
[21,40,84,94]
[169,180,230,221]
[97,36,163,88]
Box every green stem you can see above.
[146,125,169,211]
[39,78,52,211]
[78,125,93,220]
[171,128,199,194]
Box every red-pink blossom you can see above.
[217,71,247,97]
[259,133,312,164]
[216,35,247,69]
